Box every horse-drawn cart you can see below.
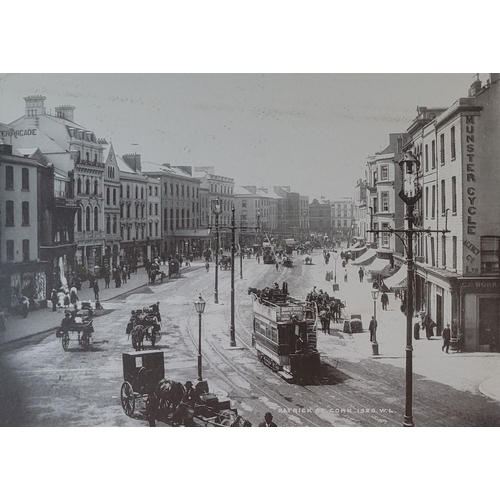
[126,307,162,350]
[120,351,246,426]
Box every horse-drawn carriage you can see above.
[282,256,293,268]
[168,259,181,278]
[55,308,96,351]
[120,351,246,426]
[126,305,162,350]
[220,255,231,270]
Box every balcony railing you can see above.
[76,160,105,168]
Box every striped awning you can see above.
[365,258,392,276]
[384,264,408,288]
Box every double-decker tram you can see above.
[250,285,321,383]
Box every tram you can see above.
[251,286,321,383]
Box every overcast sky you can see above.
[0,73,480,200]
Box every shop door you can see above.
[479,298,500,351]
[436,295,443,336]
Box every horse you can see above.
[216,410,252,427]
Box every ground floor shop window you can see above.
[479,297,499,351]
[481,236,500,275]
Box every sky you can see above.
[0,73,481,201]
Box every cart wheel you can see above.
[62,333,70,351]
[121,381,135,417]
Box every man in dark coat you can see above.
[369,316,377,343]
[259,412,277,427]
[381,292,389,311]
[442,323,451,353]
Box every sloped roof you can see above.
[142,162,193,179]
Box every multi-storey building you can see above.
[309,198,331,234]
[273,186,301,239]
[143,163,204,258]
[353,178,368,241]
[117,153,148,266]
[194,167,234,250]
[5,95,106,281]
[0,142,75,311]
[330,198,354,241]
[365,133,408,256]
[102,141,121,268]
[403,74,500,351]
[146,175,162,260]
[299,195,310,238]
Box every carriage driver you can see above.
[60,310,74,334]
[182,381,199,408]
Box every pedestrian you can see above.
[50,289,58,311]
[93,281,100,302]
[69,285,78,305]
[423,315,436,340]
[442,323,451,353]
[205,261,210,273]
[258,412,277,427]
[104,272,110,289]
[358,267,364,283]
[122,268,127,284]
[369,315,377,343]
[343,267,348,283]
[63,291,70,308]
[381,292,389,311]
[413,315,421,340]
[275,262,279,272]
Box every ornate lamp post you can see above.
[332,249,339,283]
[194,295,206,381]
[211,197,221,304]
[398,151,422,427]
[371,289,379,355]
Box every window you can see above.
[22,240,29,262]
[170,183,174,195]
[164,209,168,230]
[149,222,152,236]
[149,186,152,196]
[127,204,131,218]
[441,179,446,214]
[452,236,457,269]
[425,187,429,219]
[113,215,117,234]
[6,240,14,261]
[373,197,378,213]
[126,185,130,198]
[181,209,185,228]
[432,140,436,168]
[86,206,91,231]
[181,185,185,197]
[86,179,90,195]
[94,180,98,195]
[77,208,82,232]
[22,168,29,190]
[5,166,14,189]
[6,200,14,226]
[141,187,144,199]
[382,222,390,247]
[481,236,500,275]
[155,203,158,216]
[380,165,389,180]
[425,145,429,171]
[381,192,389,212]
[176,184,179,196]
[155,186,158,197]
[22,201,29,226]
[149,204,152,216]
[440,134,445,164]
[373,170,378,185]
[187,210,190,228]
[94,207,99,230]
[113,189,117,205]
[170,209,174,231]
[431,185,436,218]
[107,188,111,205]
[451,176,457,214]
[451,126,456,160]
[431,237,436,266]
[155,221,158,237]
[77,178,82,194]
[135,186,138,198]
[442,235,446,267]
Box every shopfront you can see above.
[460,278,500,352]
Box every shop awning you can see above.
[352,248,376,265]
[365,258,392,276]
[346,242,361,251]
[384,264,408,288]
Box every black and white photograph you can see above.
[1,2,498,499]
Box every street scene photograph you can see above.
[1,72,500,430]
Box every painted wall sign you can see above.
[460,280,500,292]
[1,128,37,138]
[465,116,477,235]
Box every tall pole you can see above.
[373,298,377,341]
[214,210,219,304]
[240,230,243,280]
[404,202,415,427]
[230,206,236,346]
[198,312,202,381]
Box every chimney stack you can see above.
[23,95,46,117]
[55,105,76,122]
[468,74,482,97]
[123,153,142,172]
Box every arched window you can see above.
[113,189,116,205]
[94,180,98,195]
[77,178,82,194]
[127,204,131,218]
[106,188,110,205]
[86,152,89,162]
[94,207,99,230]
[106,214,111,234]
[85,179,90,195]
[85,206,91,231]
[141,187,144,199]
[126,185,130,198]
[135,186,138,198]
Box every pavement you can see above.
[0,260,205,346]
[305,249,500,404]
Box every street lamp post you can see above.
[239,217,243,280]
[398,151,422,428]
[371,289,379,355]
[194,295,206,381]
[332,250,339,283]
[230,206,236,346]
[211,197,221,304]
